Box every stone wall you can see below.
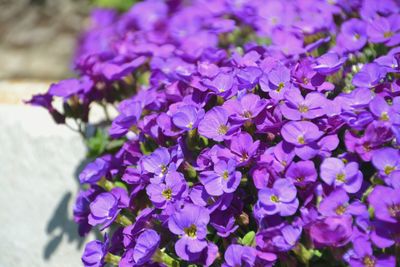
[0,0,89,79]
[0,1,92,266]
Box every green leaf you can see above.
[92,0,136,11]
[240,231,255,246]
[87,128,108,157]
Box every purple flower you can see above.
[285,160,317,187]
[74,189,99,236]
[48,77,93,98]
[368,185,400,223]
[172,105,205,131]
[122,208,155,248]
[222,244,256,267]
[236,67,263,90]
[198,106,238,142]
[319,188,366,217]
[223,93,267,122]
[88,192,120,230]
[200,159,241,196]
[79,157,109,184]
[210,209,238,237]
[146,171,188,209]
[347,236,395,267]
[261,64,292,100]
[109,99,142,138]
[168,204,210,261]
[202,72,237,98]
[313,52,347,75]
[281,121,323,160]
[82,234,109,267]
[367,14,400,46]
[280,89,326,120]
[281,121,323,147]
[271,224,302,251]
[141,147,173,181]
[309,215,353,247]
[372,147,400,176]
[229,132,260,166]
[258,179,299,216]
[352,63,386,88]
[369,96,400,124]
[320,157,363,194]
[337,18,367,52]
[119,229,160,267]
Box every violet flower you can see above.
[313,52,347,75]
[88,192,120,230]
[222,244,256,267]
[228,132,260,166]
[146,171,188,209]
[371,147,400,177]
[198,106,239,142]
[347,236,395,267]
[223,93,267,122]
[119,229,160,267]
[309,215,353,247]
[280,89,326,120]
[337,18,367,52]
[368,185,400,223]
[199,159,241,196]
[285,160,317,187]
[172,105,205,131]
[79,157,109,184]
[320,157,363,194]
[82,234,109,267]
[319,188,366,217]
[168,204,210,261]
[258,179,299,216]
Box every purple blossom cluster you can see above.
[28,0,400,266]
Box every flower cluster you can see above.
[29,0,400,266]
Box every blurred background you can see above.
[0,0,130,266]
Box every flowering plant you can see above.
[28,0,400,266]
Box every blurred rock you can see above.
[0,0,90,79]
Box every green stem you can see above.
[97,177,115,191]
[116,214,133,226]
[104,253,121,266]
[152,249,180,267]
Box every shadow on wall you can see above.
[43,158,89,260]
[44,192,84,260]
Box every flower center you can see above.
[336,172,346,182]
[277,82,285,92]
[363,255,376,267]
[354,33,361,40]
[243,110,252,118]
[303,77,309,85]
[388,204,400,218]
[296,176,304,182]
[270,195,280,203]
[184,224,197,238]
[160,164,167,175]
[298,105,309,113]
[217,125,228,135]
[335,205,346,215]
[384,165,395,175]
[241,152,249,162]
[297,135,305,145]
[162,188,172,200]
[222,171,229,180]
[380,111,389,121]
[187,122,193,129]
[384,31,394,38]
